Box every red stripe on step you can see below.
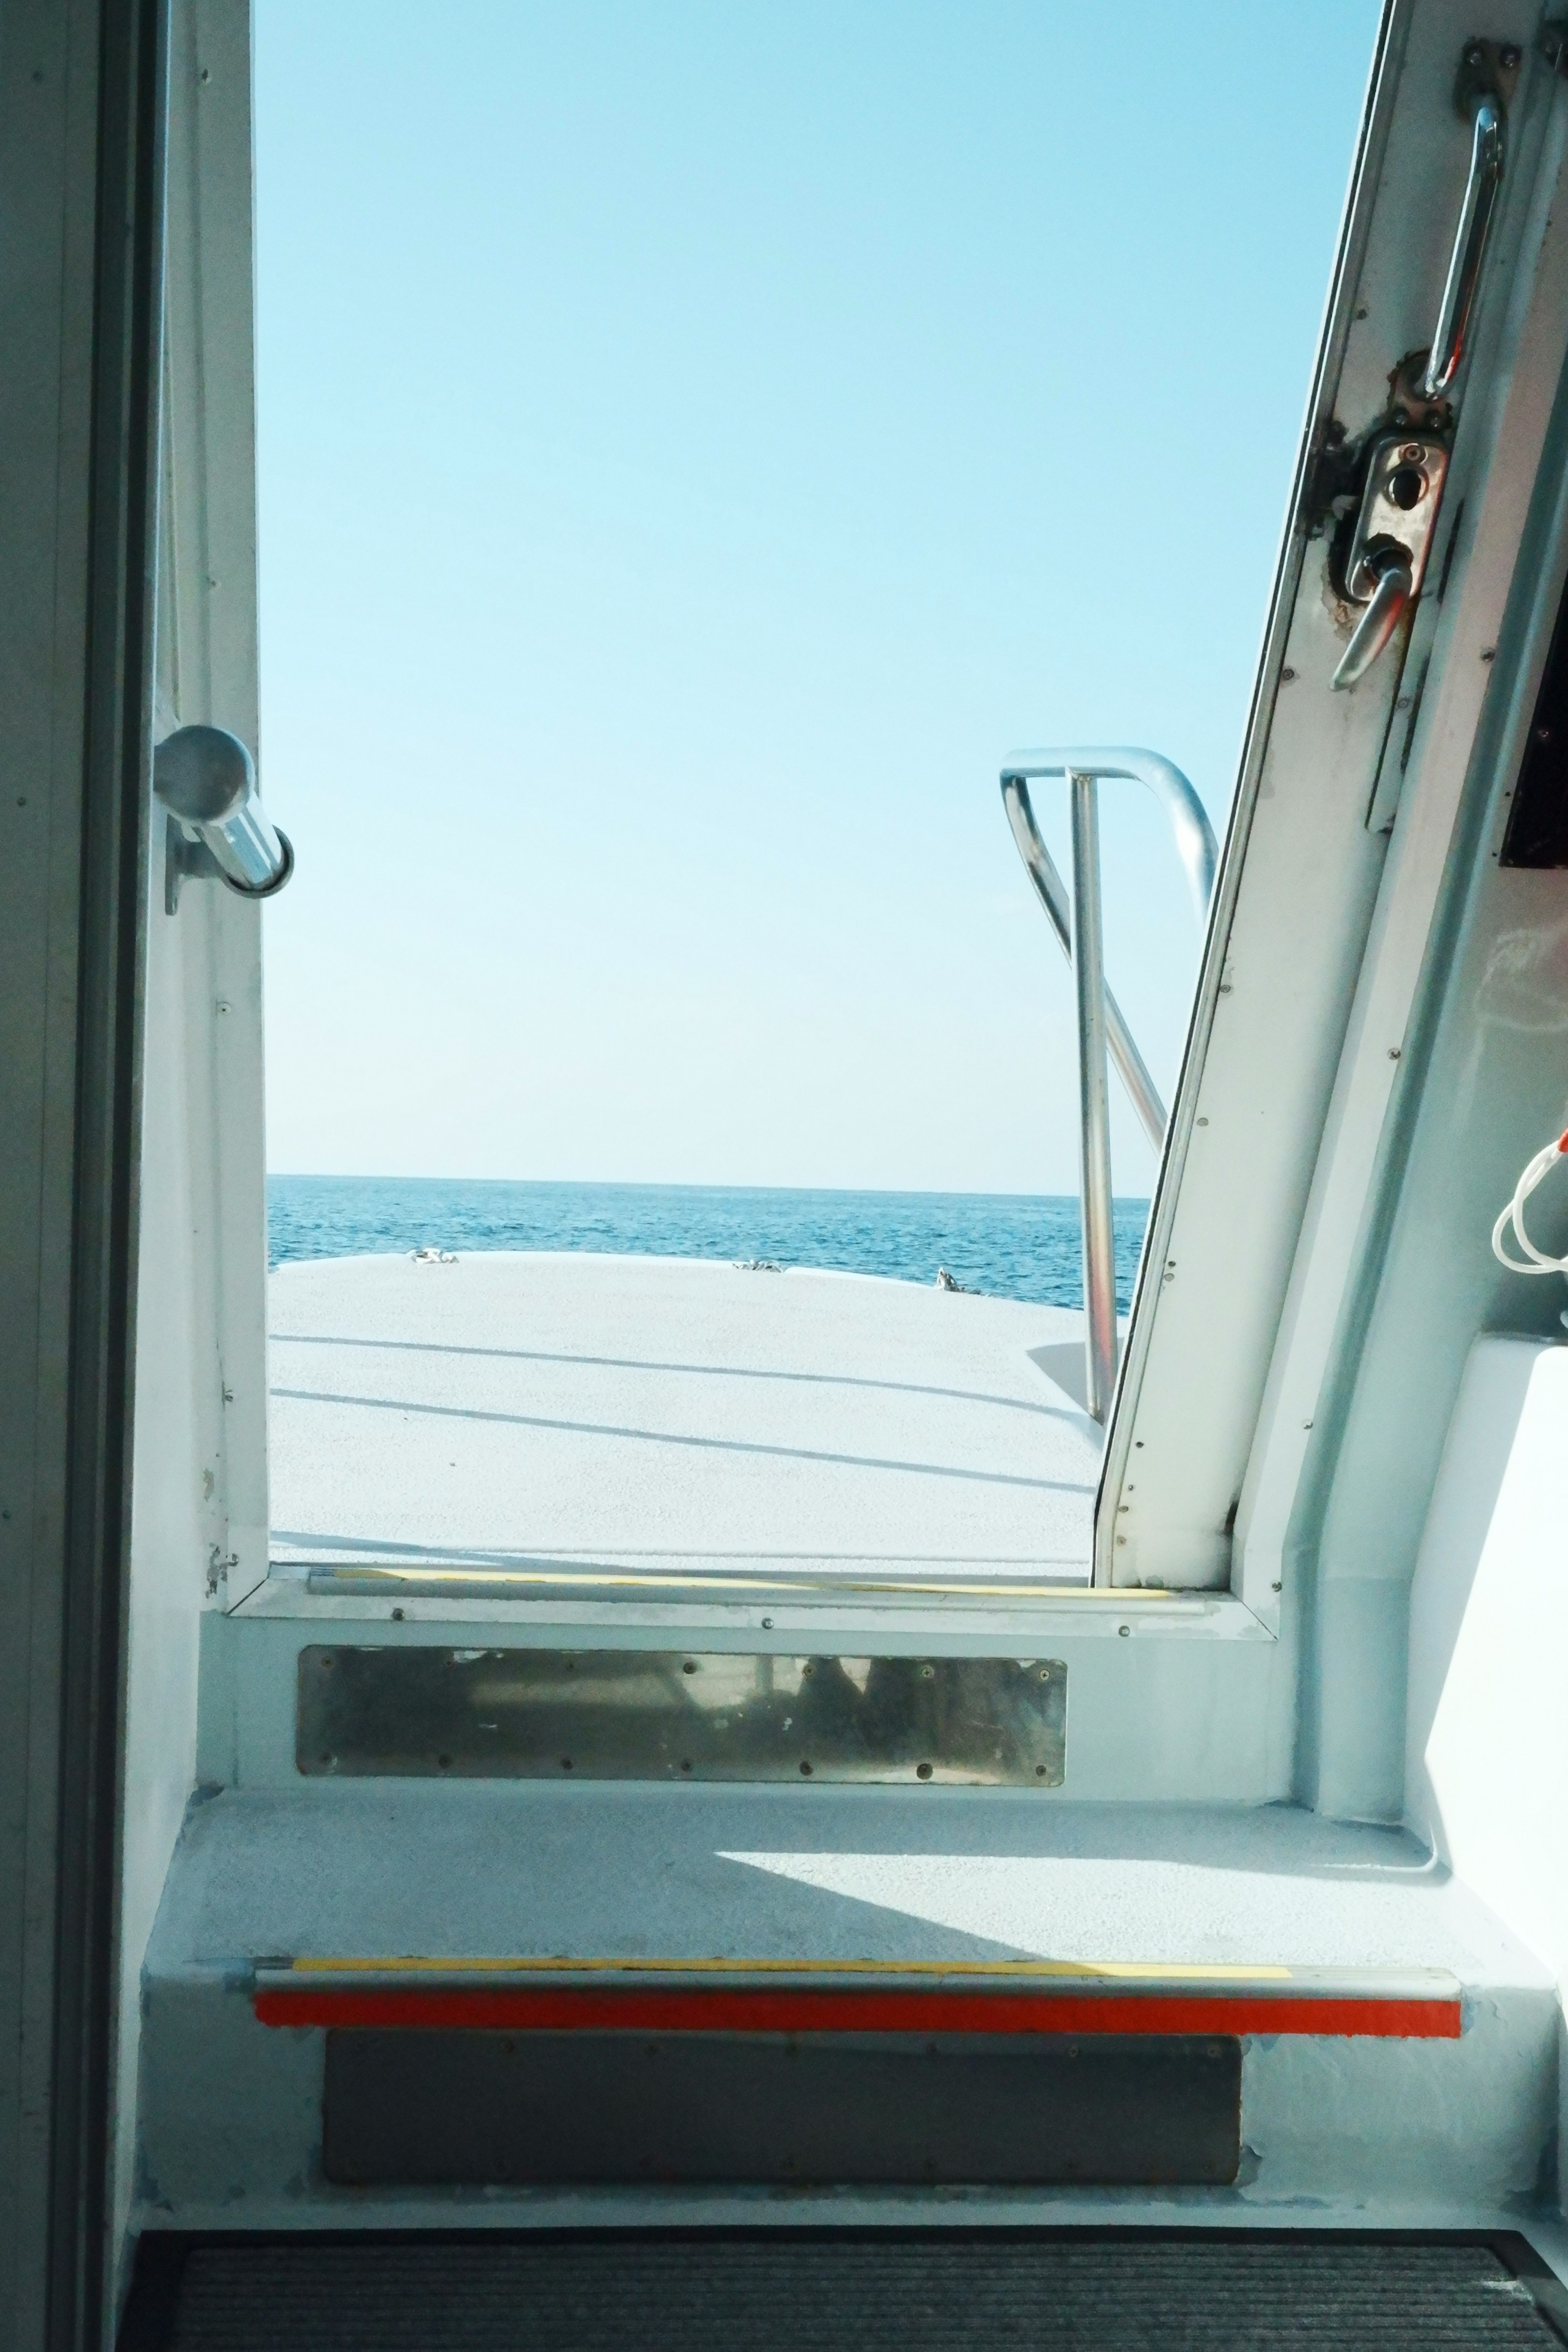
[252,1985,1462,2039]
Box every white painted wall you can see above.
[1406,1333,1568,2207]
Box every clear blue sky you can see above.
[255,0,1381,1194]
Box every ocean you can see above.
[267,1176,1150,1313]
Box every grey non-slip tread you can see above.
[122,2232,1566,2352]
[151,1782,1546,1987]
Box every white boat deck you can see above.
[266,1253,1100,1598]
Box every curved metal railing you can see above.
[1000,747,1217,1424]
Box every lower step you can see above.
[137,1788,1560,2218]
[120,2230,1568,2352]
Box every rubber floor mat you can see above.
[118,2231,1567,2351]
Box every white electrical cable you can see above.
[1492,1129,1568,1274]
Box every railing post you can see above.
[999,745,1215,1436]
[1000,776,1168,1151]
[1069,769,1118,1424]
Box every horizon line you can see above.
[267,1173,1153,1206]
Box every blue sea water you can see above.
[267,1176,1149,1313]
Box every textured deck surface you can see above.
[122,2232,1568,2350]
[267,1254,1097,1592]
[150,1786,1545,1981]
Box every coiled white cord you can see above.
[1492,1130,1568,1275]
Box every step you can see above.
[135,1785,1559,2229]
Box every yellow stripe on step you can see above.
[283,1953,1296,1983]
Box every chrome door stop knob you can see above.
[154,723,293,912]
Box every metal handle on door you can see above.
[1329,48,1508,691]
[1420,85,1504,399]
[1330,431,1449,693]
[1331,546,1414,692]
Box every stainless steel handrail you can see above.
[1000,746,1217,1425]
[1001,778,1166,1150]
[1420,87,1504,400]
[1004,746,1216,925]
[1069,770,1118,1427]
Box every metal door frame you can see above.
[0,0,168,2343]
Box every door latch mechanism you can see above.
[1330,38,1514,692]
[1331,432,1450,691]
